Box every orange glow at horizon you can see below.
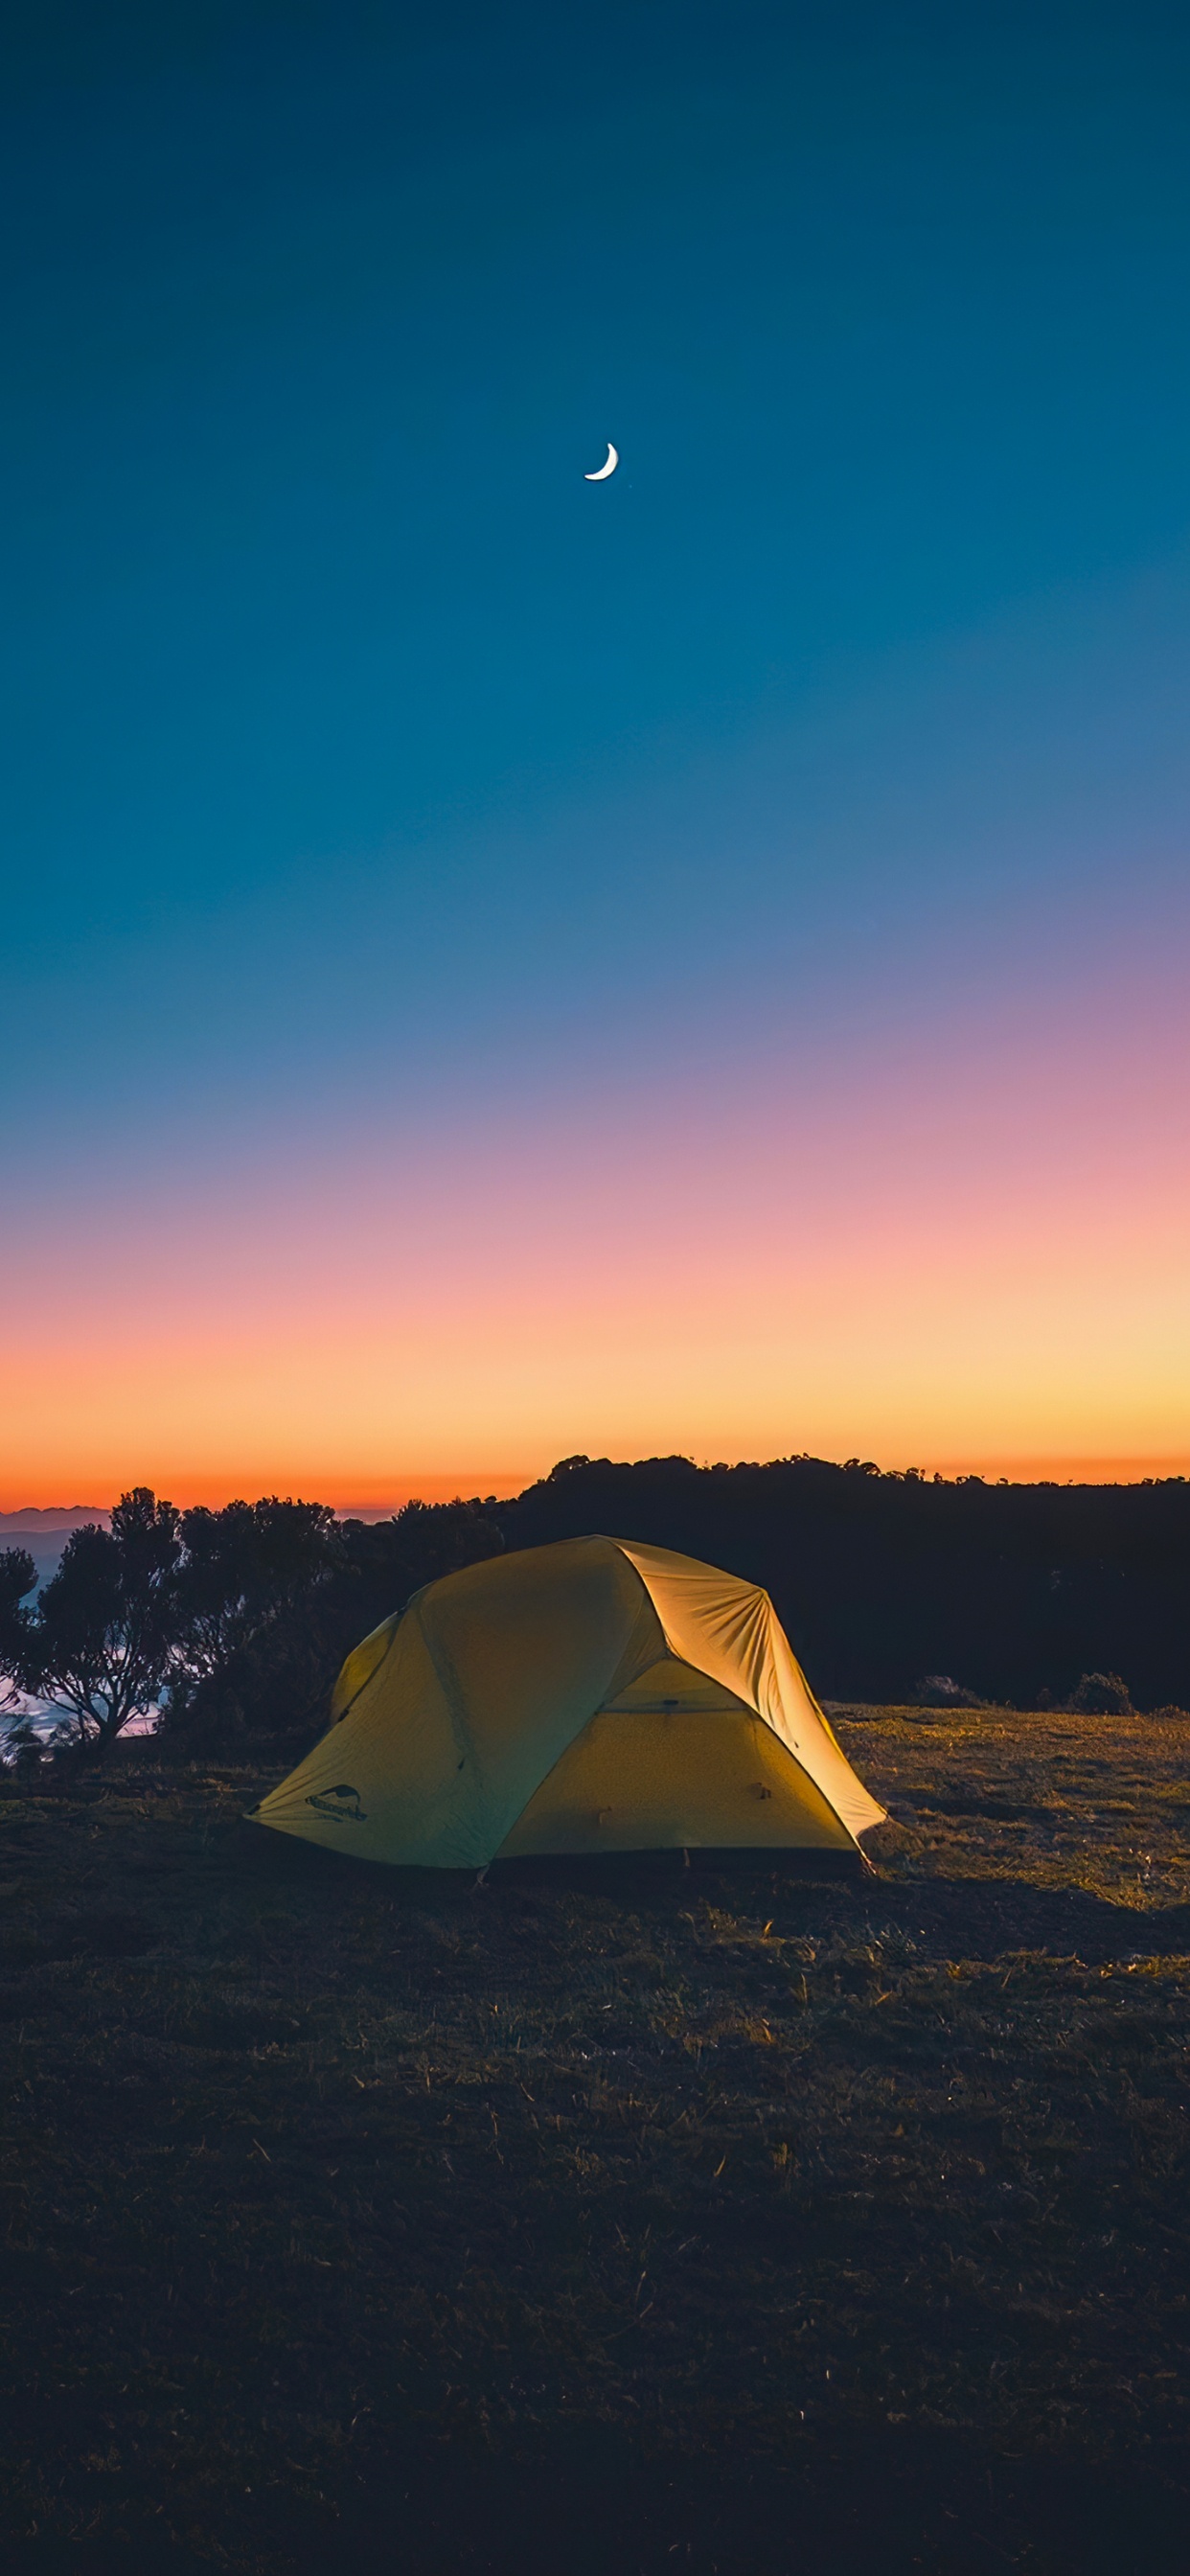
[3,1457,1190,1515]
[3,1002,1187,1512]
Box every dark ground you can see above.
[1,1708,1188,2572]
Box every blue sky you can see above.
[3,1,1189,1492]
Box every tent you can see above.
[254,1534,884,1867]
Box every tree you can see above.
[173,1497,342,1680]
[162,1496,505,1753]
[0,1545,36,1652]
[162,1496,345,1749]
[0,1491,180,1757]
[0,1545,38,1750]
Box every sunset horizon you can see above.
[5,1449,1189,1520]
[3,0,1188,1563]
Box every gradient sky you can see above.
[3,0,1189,1505]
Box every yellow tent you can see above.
[254,1534,884,1867]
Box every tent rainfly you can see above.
[254,1535,885,1867]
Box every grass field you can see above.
[2,1708,1188,2573]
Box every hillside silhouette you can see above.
[5,1460,1188,1760]
[501,1455,1190,1711]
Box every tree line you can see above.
[2,1455,1188,1762]
[508,1456,1190,1712]
[0,1489,503,1763]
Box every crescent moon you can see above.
[584,443,619,481]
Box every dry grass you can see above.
[1,1709,1188,2572]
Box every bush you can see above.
[1066,1670,1133,1715]
[3,1722,50,1779]
[912,1674,986,1709]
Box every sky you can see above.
[2,0,1189,1506]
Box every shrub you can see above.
[913,1674,986,1709]
[1066,1670,1133,1715]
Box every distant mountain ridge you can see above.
[0,1509,110,1599]
[0,1506,109,1530]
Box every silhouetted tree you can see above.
[174,1497,342,1678]
[0,1546,38,1748]
[0,1491,180,1755]
[163,1496,505,1753]
[0,1545,36,1644]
